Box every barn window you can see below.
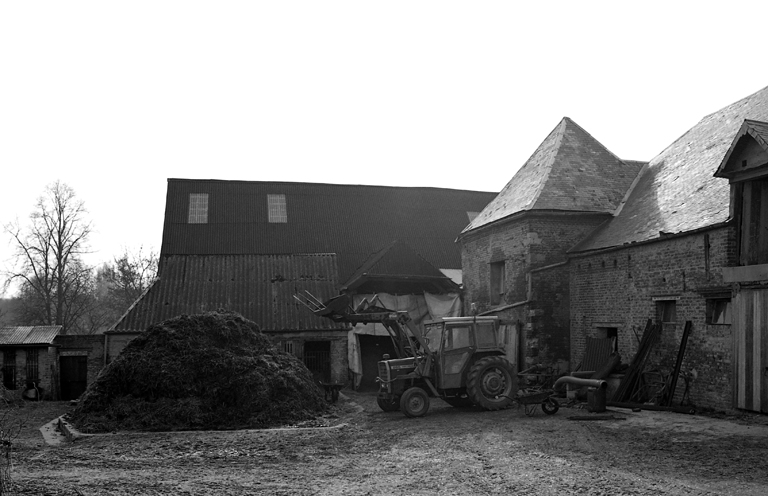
[188,193,209,224]
[706,298,732,325]
[268,194,287,223]
[737,179,768,265]
[25,348,39,384]
[656,300,677,324]
[490,260,505,305]
[2,350,16,390]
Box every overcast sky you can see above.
[2,1,767,295]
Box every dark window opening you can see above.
[490,261,505,306]
[303,341,331,383]
[26,348,39,385]
[596,327,619,352]
[2,350,16,390]
[656,300,677,324]
[706,298,731,325]
[738,179,768,265]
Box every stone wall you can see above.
[570,226,737,411]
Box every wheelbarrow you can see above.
[319,382,344,403]
[516,388,559,416]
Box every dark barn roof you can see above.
[161,179,498,282]
[111,254,347,333]
[463,117,644,234]
[573,84,768,253]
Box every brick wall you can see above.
[570,226,736,411]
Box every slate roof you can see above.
[573,85,768,253]
[111,254,347,333]
[341,240,460,294]
[462,117,643,234]
[161,179,497,282]
[0,326,61,345]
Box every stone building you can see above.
[461,84,768,413]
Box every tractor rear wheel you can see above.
[400,387,430,417]
[466,356,516,410]
[377,396,401,412]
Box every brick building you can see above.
[461,84,768,413]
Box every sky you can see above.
[2,1,768,296]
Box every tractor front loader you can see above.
[295,292,517,417]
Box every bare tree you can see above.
[3,181,92,333]
[94,246,158,329]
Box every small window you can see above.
[188,193,209,224]
[707,298,732,325]
[490,261,506,305]
[26,348,39,384]
[656,300,677,324]
[268,194,287,223]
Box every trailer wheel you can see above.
[466,356,516,410]
[400,387,430,417]
[377,396,401,412]
[542,398,559,415]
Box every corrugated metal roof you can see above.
[463,117,643,233]
[112,254,348,333]
[0,326,61,345]
[573,84,768,253]
[160,180,498,282]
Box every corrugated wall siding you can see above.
[733,288,768,413]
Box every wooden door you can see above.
[60,356,88,401]
[733,289,768,412]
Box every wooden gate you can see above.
[60,356,88,401]
[733,288,768,413]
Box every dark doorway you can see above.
[303,341,331,384]
[358,335,397,391]
[60,356,88,401]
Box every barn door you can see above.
[60,356,88,401]
[733,288,768,413]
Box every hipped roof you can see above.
[573,84,768,253]
[111,254,347,333]
[463,117,643,234]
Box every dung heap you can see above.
[69,310,328,432]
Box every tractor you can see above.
[295,292,517,417]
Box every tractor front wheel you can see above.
[466,356,516,410]
[377,396,401,412]
[400,387,430,418]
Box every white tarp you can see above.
[348,292,461,388]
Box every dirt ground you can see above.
[8,392,768,495]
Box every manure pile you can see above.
[70,311,328,432]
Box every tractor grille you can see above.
[377,362,389,382]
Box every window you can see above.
[707,298,732,325]
[490,261,506,305]
[656,300,677,324]
[2,350,16,390]
[268,194,287,223]
[188,193,209,224]
[738,179,768,265]
[25,348,39,384]
[442,326,472,351]
[475,322,497,348]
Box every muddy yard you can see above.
[8,393,768,495]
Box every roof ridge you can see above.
[527,118,568,210]
[166,178,498,194]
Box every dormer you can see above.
[716,119,768,279]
